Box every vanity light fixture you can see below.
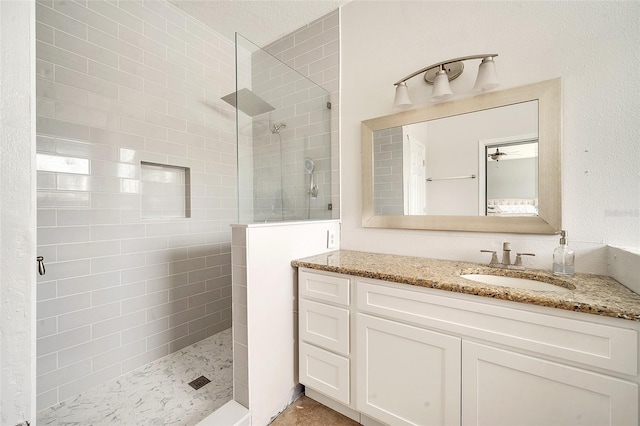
[393,54,499,107]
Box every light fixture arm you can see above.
[393,53,498,86]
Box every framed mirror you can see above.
[361,78,561,234]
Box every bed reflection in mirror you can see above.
[484,138,538,217]
[372,100,539,217]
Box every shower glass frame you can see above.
[234,33,332,223]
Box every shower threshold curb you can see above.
[196,400,250,426]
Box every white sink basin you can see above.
[460,274,572,292]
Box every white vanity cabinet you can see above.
[356,277,639,426]
[298,269,352,405]
[462,341,638,425]
[297,268,640,426]
[356,313,461,425]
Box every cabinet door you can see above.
[299,270,350,306]
[300,298,349,356]
[300,341,350,404]
[462,341,639,426]
[356,313,461,426]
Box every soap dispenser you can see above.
[553,230,575,276]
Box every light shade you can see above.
[392,54,499,108]
[393,82,412,107]
[430,69,453,101]
[473,57,500,92]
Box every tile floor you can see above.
[269,395,360,426]
[37,328,233,425]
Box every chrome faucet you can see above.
[501,242,512,267]
[481,242,535,270]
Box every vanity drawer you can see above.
[299,341,350,405]
[356,279,638,376]
[299,269,350,306]
[300,298,350,356]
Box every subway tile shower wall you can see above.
[35,0,235,411]
[373,127,404,215]
[263,10,341,219]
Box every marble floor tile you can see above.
[37,328,233,426]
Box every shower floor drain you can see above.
[188,375,211,390]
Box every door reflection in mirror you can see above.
[403,133,426,215]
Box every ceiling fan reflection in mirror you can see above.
[488,148,508,161]
[487,146,526,161]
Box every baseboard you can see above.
[360,413,386,426]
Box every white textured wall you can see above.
[35,0,235,410]
[341,1,640,274]
[0,1,36,424]
[609,247,640,295]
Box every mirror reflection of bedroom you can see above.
[484,139,539,217]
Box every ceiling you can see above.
[170,0,350,47]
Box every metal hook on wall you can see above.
[37,256,45,276]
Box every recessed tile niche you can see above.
[141,162,191,219]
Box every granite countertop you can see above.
[291,250,640,322]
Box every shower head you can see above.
[221,88,275,117]
[304,157,315,174]
[271,123,286,134]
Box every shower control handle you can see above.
[37,256,46,276]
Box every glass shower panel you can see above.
[233,33,332,223]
